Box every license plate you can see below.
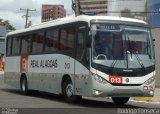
[109,76,123,84]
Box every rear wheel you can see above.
[63,78,81,103]
[20,77,28,95]
[112,97,130,105]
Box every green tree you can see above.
[0,19,2,23]
[0,18,16,30]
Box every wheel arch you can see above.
[61,74,72,94]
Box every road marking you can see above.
[130,99,160,104]
[133,97,153,102]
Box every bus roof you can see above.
[7,15,147,36]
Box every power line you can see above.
[20,8,36,28]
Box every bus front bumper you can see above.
[90,77,155,97]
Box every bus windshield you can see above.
[91,24,155,69]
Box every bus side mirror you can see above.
[152,39,155,47]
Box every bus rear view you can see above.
[90,19,155,104]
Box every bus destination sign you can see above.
[97,24,120,31]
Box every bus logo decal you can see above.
[64,63,70,69]
[125,78,129,83]
[20,56,28,72]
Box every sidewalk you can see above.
[0,71,4,86]
[133,88,160,103]
[153,88,160,102]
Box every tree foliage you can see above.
[0,18,16,30]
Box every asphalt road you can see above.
[0,73,159,114]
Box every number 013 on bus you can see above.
[4,15,156,105]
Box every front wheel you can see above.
[63,78,81,103]
[112,97,130,105]
[20,77,28,95]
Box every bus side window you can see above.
[76,31,86,63]
[6,38,12,56]
[60,26,75,51]
[45,29,59,53]
[21,35,32,54]
[32,32,44,54]
[12,37,21,55]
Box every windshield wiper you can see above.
[108,60,117,72]
[133,50,145,70]
[127,37,145,70]
[127,37,133,59]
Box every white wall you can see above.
[0,39,5,54]
[0,26,7,37]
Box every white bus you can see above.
[5,15,155,104]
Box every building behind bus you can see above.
[147,0,160,88]
[0,25,7,71]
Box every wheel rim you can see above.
[22,79,26,92]
[66,84,73,97]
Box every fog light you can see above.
[93,89,102,95]
[150,91,154,95]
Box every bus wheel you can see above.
[63,78,81,103]
[20,77,28,95]
[112,97,130,105]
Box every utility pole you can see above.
[74,0,80,16]
[145,0,148,21]
[20,8,36,28]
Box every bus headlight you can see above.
[93,74,107,85]
[145,76,155,85]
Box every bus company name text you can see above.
[30,59,58,68]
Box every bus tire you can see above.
[20,76,28,95]
[112,97,130,105]
[63,78,81,103]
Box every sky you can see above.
[0,0,73,30]
[0,0,146,30]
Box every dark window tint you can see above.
[76,31,86,62]
[32,32,44,54]
[45,29,59,52]
[60,26,75,51]
[21,35,32,54]
[7,38,12,56]
[12,37,21,55]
